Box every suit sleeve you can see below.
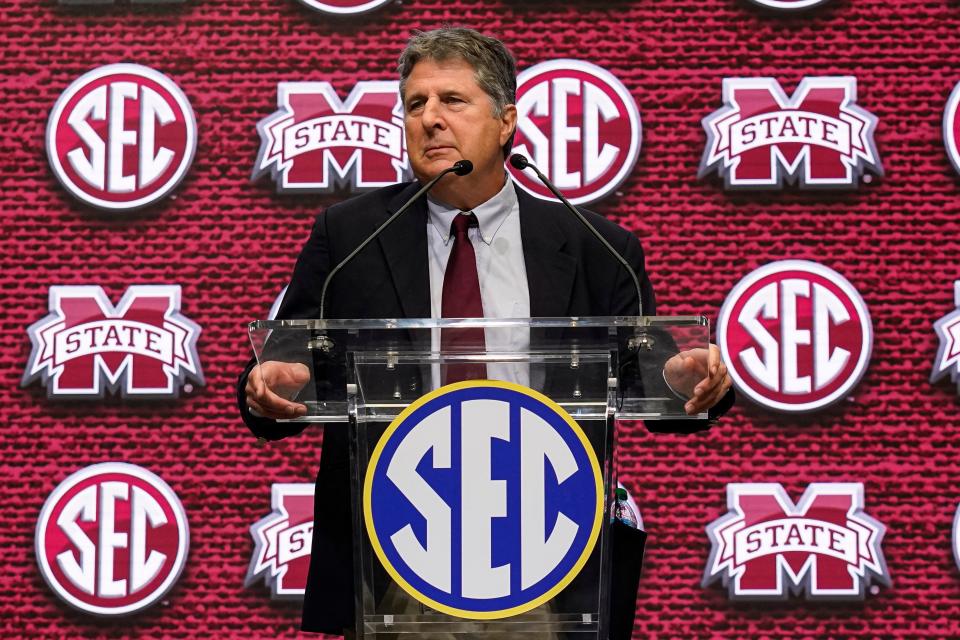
[236,210,334,442]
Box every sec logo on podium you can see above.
[364,381,603,619]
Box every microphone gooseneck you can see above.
[509,153,644,318]
[319,161,473,319]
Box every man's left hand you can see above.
[663,344,732,416]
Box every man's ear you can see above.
[500,104,518,147]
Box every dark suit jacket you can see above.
[237,180,733,634]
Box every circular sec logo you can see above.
[294,0,390,13]
[943,81,960,177]
[36,462,190,616]
[508,60,642,206]
[717,260,872,413]
[744,0,831,10]
[364,381,602,619]
[952,501,960,574]
[47,64,197,211]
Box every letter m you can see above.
[253,82,410,193]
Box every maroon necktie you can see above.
[441,212,487,383]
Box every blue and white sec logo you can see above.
[364,381,603,619]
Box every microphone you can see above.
[319,160,473,319]
[451,159,473,176]
[509,153,645,318]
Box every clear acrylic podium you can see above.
[248,316,710,639]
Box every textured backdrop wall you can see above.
[3,0,960,636]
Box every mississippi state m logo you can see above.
[509,60,642,205]
[931,280,960,394]
[253,82,408,193]
[718,261,872,412]
[700,77,881,189]
[47,64,196,210]
[246,484,314,600]
[704,483,889,600]
[23,285,203,398]
[36,463,190,616]
[365,381,602,618]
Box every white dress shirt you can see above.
[426,176,530,386]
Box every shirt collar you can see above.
[427,175,518,247]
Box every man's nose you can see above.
[421,97,446,130]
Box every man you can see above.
[239,27,734,636]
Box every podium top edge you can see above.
[248,315,707,330]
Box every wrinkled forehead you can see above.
[401,55,485,96]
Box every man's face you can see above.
[402,57,516,185]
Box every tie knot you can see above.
[450,212,477,238]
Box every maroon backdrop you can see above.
[4,0,960,636]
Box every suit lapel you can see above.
[376,183,577,319]
[517,189,577,317]
[379,183,432,318]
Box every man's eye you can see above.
[406,101,423,112]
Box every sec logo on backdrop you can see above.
[364,381,602,619]
[36,463,190,616]
[943,82,960,177]
[717,261,872,412]
[509,60,642,206]
[953,500,960,575]
[744,0,831,10]
[293,0,390,14]
[59,0,184,4]
[47,64,196,210]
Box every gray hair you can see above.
[398,27,517,155]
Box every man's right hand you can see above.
[245,361,310,419]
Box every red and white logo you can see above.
[700,77,881,189]
[717,261,872,412]
[744,0,831,10]
[22,285,203,398]
[931,280,960,393]
[59,0,184,4]
[703,483,889,600]
[952,501,960,574]
[943,82,960,176]
[35,463,190,616]
[509,60,642,205]
[293,0,390,13]
[246,484,314,599]
[47,64,196,210]
[253,82,408,193]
